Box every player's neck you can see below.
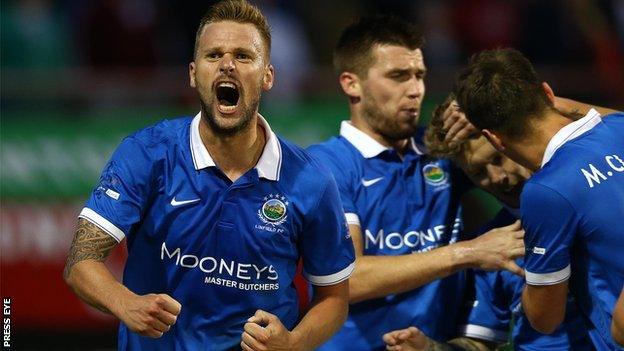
[506,111,573,171]
[350,115,410,155]
[199,115,266,182]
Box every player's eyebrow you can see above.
[386,67,427,77]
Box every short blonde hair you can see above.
[194,0,271,58]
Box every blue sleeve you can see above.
[459,270,511,343]
[307,145,358,224]
[299,175,355,286]
[521,182,578,285]
[79,137,155,242]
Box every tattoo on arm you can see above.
[63,218,118,279]
[427,337,493,351]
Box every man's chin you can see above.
[204,110,252,136]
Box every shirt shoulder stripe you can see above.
[304,262,355,286]
[525,264,570,286]
[79,207,126,242]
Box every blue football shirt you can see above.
[522,110,624,351]
[79,113,355,351]
[308,121,471,350]
[461,209,593,350]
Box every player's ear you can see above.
[482,129,505,152]
[339,72,362,100]
[542,82,555,104]
[262,64,275,91]
[189,62,197,88]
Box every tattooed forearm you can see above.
[63,218,118,279]
[426,337,492,351]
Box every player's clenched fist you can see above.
[241,309,299,351]
[116,293,182,338]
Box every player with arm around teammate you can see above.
[454,48,624,351]
[383,96,595,351]
[307,16,525,350]
[63,1,354,350]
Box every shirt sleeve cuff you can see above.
[344,213,360,226]
[304,262,355,286]
[79,207,126,242]
[525,264,570,286]
[459,324,508,343]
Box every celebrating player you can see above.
[454,48,624,350]
[307,16,525,350]
[63,1,354,350]
[384,95,595,351]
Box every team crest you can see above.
[258,194,289,226]
[423,164,448,186]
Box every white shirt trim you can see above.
[304,262,355,286]
[190,112,215,170]
[541,109,602,167]
[345,213,361,226]
[525,264,570,286]
[79,208,125,242]
[339,121,421,158]
[459,324,508,343]
[189,112,282,180]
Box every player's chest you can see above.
[151,174,303,255]
[354,159,454,220]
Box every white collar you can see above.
[189,112,282,181]
[541,109,602,167]
[339,121,423,158]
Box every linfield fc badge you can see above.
[258,194,289,226]
[423,163,448,186]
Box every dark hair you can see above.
[194,0,271,59]
[424,94,467,160]
[334,15,424,76]
[454,48,553,139]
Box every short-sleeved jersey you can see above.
[308,121,471,350]
[522,110,624,351]
[460,209,593,350]
[80,113,355,351]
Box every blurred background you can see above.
[1,0,623,349]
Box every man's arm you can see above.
[553,96,621,118]
[348,222,525,303]
[612,289,624,346]
[64,219,181,338]
[384,326,498,351]
[442,96,621,145]
[241,281,349,351]
[521,281,568,334]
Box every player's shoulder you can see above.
[277,136,337,188]
[602,111,624,123]
[113,116,192,162]
[127,116,191,145]
[307,136,362,177]
[307,136,359,163]
[522,177,561,200]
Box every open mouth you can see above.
[215,82,240,113]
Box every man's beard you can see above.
[361,94,419,141]
[200,95,259,137]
